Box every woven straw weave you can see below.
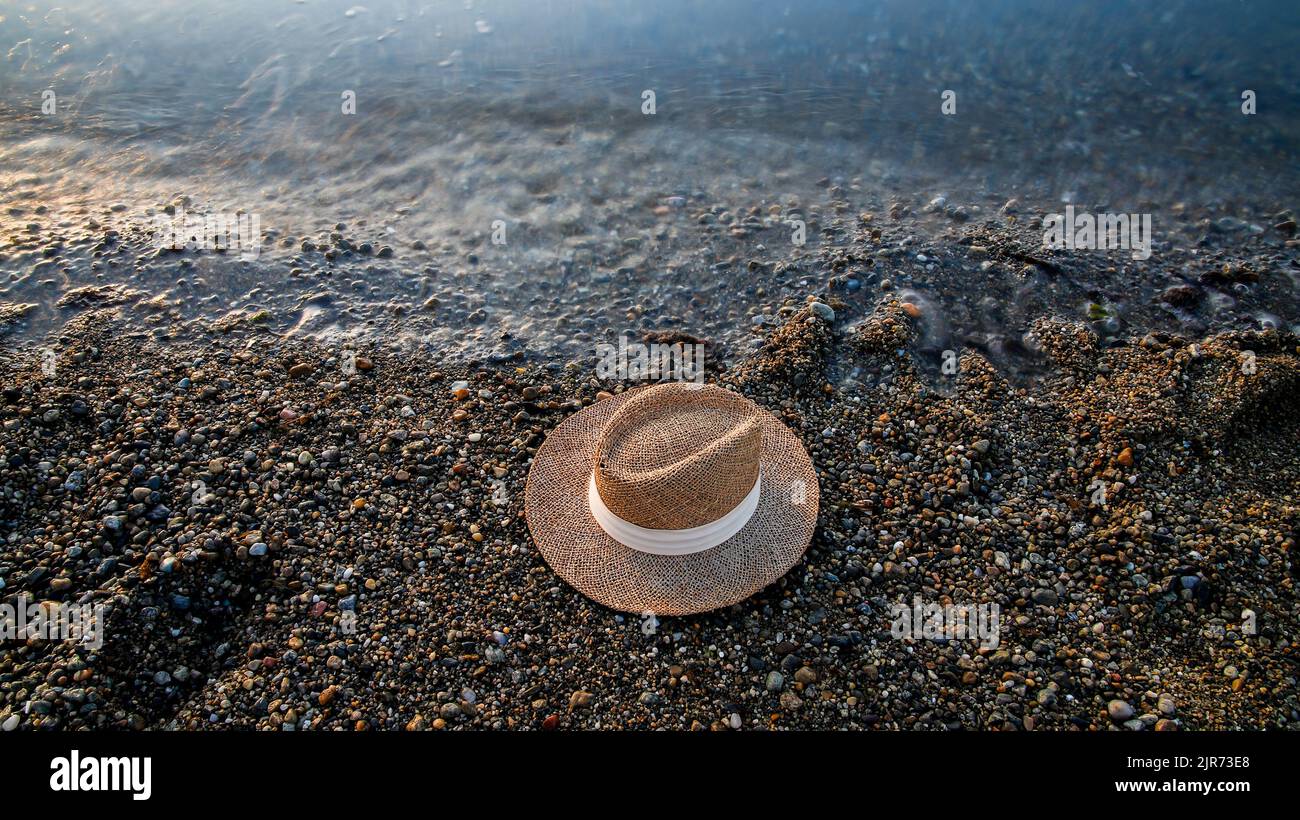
[594,385,762,529]
[525,383,819,616]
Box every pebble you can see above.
[809,302,835,322]
[1031,588,1058,605]
[569,691,593,711]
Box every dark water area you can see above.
[6,0,1299,196]
[1,0,1297,372]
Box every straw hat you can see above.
[524,382,819,616]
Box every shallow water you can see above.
[1,0,1297,367]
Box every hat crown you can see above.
[593,383,762,529]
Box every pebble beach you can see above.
[1,269,1296,730]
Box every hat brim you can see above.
[524,386,819,616]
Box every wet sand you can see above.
[3,183,1297,385]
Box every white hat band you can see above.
[586,472,762,556]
